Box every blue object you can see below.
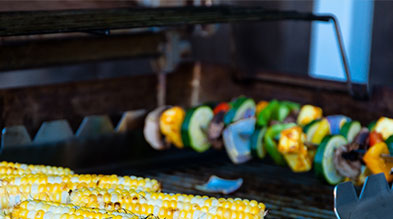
[326,115,351,135]
[223,118,255,164]
[195,175,243,195]
[244,108,256,120]
[309,0,374,84]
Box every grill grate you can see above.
[90,152,336,219]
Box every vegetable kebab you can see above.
[144,96,393,186]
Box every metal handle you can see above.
[330,16,354,97]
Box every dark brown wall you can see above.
[232,1,313,76]
[369,1,393,87]
[2,62,392,135]
[191,1,314,76]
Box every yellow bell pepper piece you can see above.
[159,106,185,148]
[297,105,323,126]
[374,117,393,140]
[278,126,314,172]
[363,142,393,182]
[311,118,330,144]
[256,101,269,116]
[283,150,313,172]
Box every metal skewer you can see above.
[304,142,318,150]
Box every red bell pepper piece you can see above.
[213,102,230,115]
[369,131,384,147]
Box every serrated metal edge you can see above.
[75,115,114,137]
[334,181,358,219]
[116,109,146,132]
[359,173,390,200]
[33,120,74,144]
[1,109,148,149]
[1,125,32,148]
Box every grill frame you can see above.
[77,150,336,219]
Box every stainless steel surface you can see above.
[335,173,393,219]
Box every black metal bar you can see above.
[0,6,356,97]
[225,12,355,98]
[0,33,163,71]
[331,16,354,97]
[0,6,331,36]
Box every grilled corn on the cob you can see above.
[11,200,147,219]
[0,174,160,192]
[0,161,266,219]
[0,161,73,175]
[0,174,161,210]
[70,187,266,219]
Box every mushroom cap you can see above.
[144,106,171,150]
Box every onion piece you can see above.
[144,106,170,150]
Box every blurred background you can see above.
[0,0,391,89]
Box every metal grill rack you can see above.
[78,151,335,219]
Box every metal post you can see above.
[331,16,354,97]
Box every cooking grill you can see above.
[0,3,392,219]
[0,128,336,218]
[145,161,334,219]
[78,150,335,219]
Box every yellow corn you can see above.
[0,180,162,209]
[0,166,30,175]
[11,200,145,219]
[0,161,73,175]
[0,182,90,209]
[70,187,266,219]
[0,174,160,192]
[0,174,160,210]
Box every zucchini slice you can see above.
[303,119,321,142]
[314,135,347,185]
[340,121,361,142]
[181,106,214,152]
[311,119,330,145]
[250,127,267,159]
[224,97,256,125]
[386,135,393,156]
